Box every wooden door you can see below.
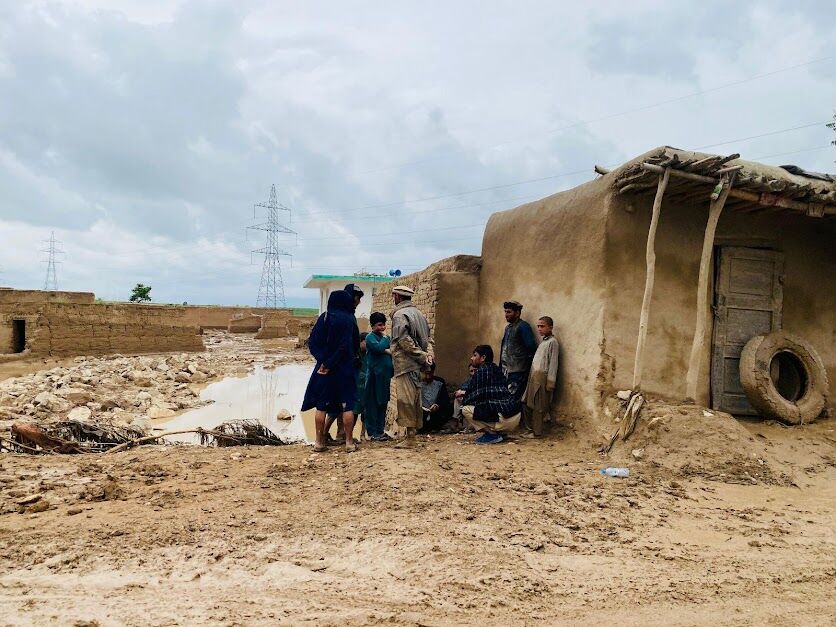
[711,246,784,415]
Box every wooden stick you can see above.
[105,427,267,454]
[594,165,611,175]
[618,393,640,439]
[714,164,744,175]
[105,428,207,454]
[632,168,670,390]
[685,172,737,401]
[623,394,645,440]
[0,434,48,454]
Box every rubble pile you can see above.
[0,331,305,437]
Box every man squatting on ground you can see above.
[499,301,537,402]
[458,344,522,444]
[390,285,434,446]
[418,362,453,433]
[522,316,559,437]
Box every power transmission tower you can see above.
[247,185,295,308]
[42,231,63,291]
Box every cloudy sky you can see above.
[1,1,834,307]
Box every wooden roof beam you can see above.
[640,162,835,216]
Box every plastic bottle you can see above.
[600,467,630,478]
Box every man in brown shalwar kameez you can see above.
[522,316,559,437]
[390,285,434,447]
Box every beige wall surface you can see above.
[370,255,481,387]
[603,188,836,409]
[0,301,203,357]
[434,271,482,385]
[0,289,95,304]
[182,305,294,330]
[479,180,610,419]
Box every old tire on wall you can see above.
[739,331,828,425]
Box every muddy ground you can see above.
[0,334,834,625]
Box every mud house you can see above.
[382,147,835,422]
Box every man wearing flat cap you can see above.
[391,285,434,446]
[500,300,537,401]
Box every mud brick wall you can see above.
[27,303,204,357]
[227,315,264,333]
[0,288,95,305]
[255,311,292,339]
[182,305,295,330]
[371,255,481,345]
[256,312,317,339]
[370,255,482,431]
[296,318,316,348]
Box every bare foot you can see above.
[313,439,326,453]
[345,441,357,453]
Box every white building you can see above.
[302,275,393,329]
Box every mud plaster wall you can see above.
[0,289,95,305]
[1,302,203,357]
[370,255,482,386]
[182,306,294,330]
[479,180,610,420]
[227,315,264,333]
[254,311,316,339]
[603,186,836,409]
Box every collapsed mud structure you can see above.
[0,289,204,359]
[0,288,315,362]
[377,148,834,431]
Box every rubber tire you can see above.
[739,331,829,425]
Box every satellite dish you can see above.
[388,268,402,277]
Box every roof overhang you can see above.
[611,147,836,219]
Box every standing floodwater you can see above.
[159,364,314,443]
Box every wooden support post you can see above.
[685,172,737,401]
[632,168,670,390]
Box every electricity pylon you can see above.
[248,185,295,308]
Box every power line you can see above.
[298,222,486,243]
[357,53,836,175]
[693,121,828,151]
[298,119,827,219]
[41,231,63,291]
[247,184,296,308]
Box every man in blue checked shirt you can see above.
[461,344,522,444]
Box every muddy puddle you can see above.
[159,364,317,444]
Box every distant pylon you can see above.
[247,185,296,308]
[42,231,63,291]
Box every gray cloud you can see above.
[0,0,834,306]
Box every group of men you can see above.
[300,282,559,452]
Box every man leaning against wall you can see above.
[499,300,537,401]
[390,285,434,448]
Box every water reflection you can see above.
[160,364,313,444]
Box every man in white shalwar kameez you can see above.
[522,316,559,437]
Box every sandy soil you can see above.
[0,335,834,625]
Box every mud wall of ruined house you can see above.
[370,255,482,428]
[181,305,297,330]
[5,302,204,358]
[0,290,204,358]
